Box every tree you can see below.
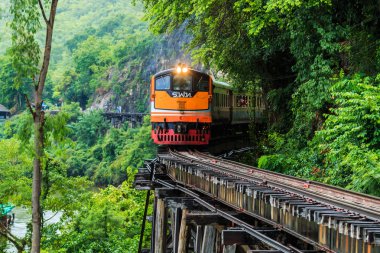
[315,74,380,195]
[0,138,31,252]
[42,180,151,252]
[9,0,59,252]
[0,53,31,110]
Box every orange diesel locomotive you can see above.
[150,66,252,145]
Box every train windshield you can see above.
[155,71,210,92]
[173,74,192,91]
[155,75,171,90]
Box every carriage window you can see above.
[173,75,192,91]
[155,75,170,90]
[236,95,248,107]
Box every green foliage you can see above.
[109,116,156,172]
[258,154,291,174]
[9,0,40,87]
[66,115,156,186]
[0,52,31,109]
[315,74,380,195]
[0,138,32,205]
[60,102,82,122]
[43,180,151,253]
[50,10,158,111]
[71,110,109,146]
[0,112,33,141]
[257,74,380,196]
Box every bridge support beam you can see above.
[223,244,236,253]
[172,208,182,253]
[201,225,216,253]
[178,209,188,253]
[154,198,167,253]
[195,225,204,253]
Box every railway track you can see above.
[175,149,380,221]
[135,148,380,253]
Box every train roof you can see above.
[153,68,235,90]
[0,104,10,112]
[153,68,208,78]
[213,80,234,90]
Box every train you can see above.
[150,65,264,145]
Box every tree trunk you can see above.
[31,1,58,252]
[31,114,44,253]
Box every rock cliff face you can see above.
[90,27,196,113]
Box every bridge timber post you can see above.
[154,198,167,253]
[202,225,216,252]
[102,112,147,128]
[177,208,188,253]
[146,189,234,253]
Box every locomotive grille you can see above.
[177,101,186,110]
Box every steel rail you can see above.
[191,150,380,220]
[195,149,380,204]
[168,149,380,221]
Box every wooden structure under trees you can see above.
[0,104,11,120]
[102,112,147,128]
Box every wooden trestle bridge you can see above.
[134,148,380,253]
[102,112,147,128]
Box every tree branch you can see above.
[37,0,58,98]
[0,223,25,251]
[43,210,62,223]
[38,0,49,26]
[24,94,35,117]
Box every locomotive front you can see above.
[150,66,212,145]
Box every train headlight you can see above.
[176,64,189,73]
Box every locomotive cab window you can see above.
[173,74,192,91]
[197,80,209,91]
[155,75,170,90]
[195,75,209,92]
